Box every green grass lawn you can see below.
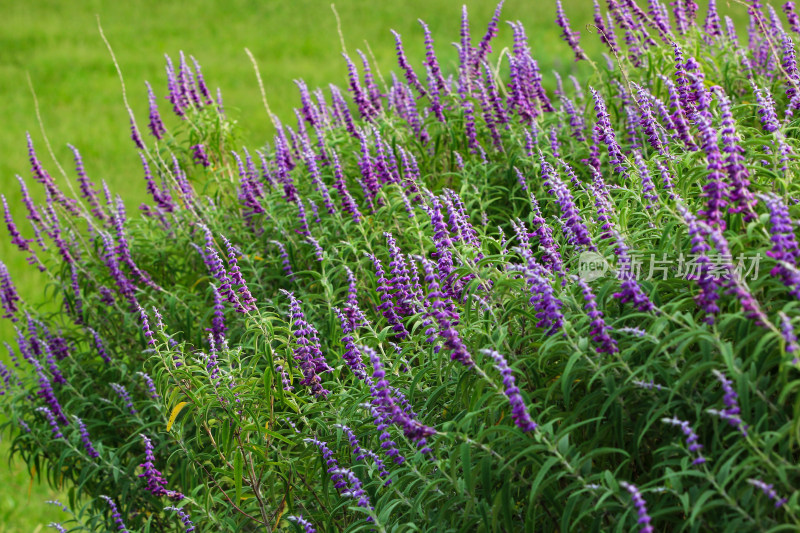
[0,0,749,528]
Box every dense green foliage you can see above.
[3,1,800,531]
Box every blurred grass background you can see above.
[0,0,749,530]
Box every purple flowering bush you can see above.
[4,1,800,531]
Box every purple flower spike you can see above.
[620,482,654,533]
[138,434,184,501]
[138,305,156,347]
[145,81,166,140]
[271,240,295,282]
[221,235,257,313]
[137,371,159,400]
[368,253,409,339]
[519,251,564,334]
[100,495,129,532]
[786,2,800,34]
[288,515,316,533]
[74,416,100,459]
[0,261,21,321]
[779,312,800,363]
[482,349,537,432]
[110,383,137,416]
[165,506,195,532]
[748,479,789,508]
[662,416,706,465]
[760,193,800,298]
[556,0,585,61]
[304,436,373,510]
[707,369,748,436]
[611,231,655,313]
[282,290,333,398]
[575,277,618,354]
[36,406,64,439]
[365,345,436,452]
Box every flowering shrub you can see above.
[3,1,800,531]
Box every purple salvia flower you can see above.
[165,507,195,532]
[206,283,227,346]
[27,134,79,217]
[556,0,586,61]
[306,236,325,262]
[544,156,596,250]
[576,277,618,354]
[611,231,655,312]
[48,524,68,533]
[632,82,666,156]
[368,253,409,339]
[295,197,311,237]
[661,76,697,151]
[275,363,294,392]
[519,250,564,334]
[591,88,628,177]
[390,30,426,99]
[74,416,100,459]
[0,261,21,321]
[333,307,367,379]
[679,206,721,323]
[528,191,564,273]
[110,383,136,415]
[724,16,740,46]
[709,369,748,436]
[287,515,316,533]
[357,50,383,114]
[138,305,156,347]
[343,53,375,120]
[129,118,145,150]
[221,235,257,313]
[662,416,706,464]
[140,153,174,213]
[137,371,159,400]
[138,434,184,501]
[190,56,212,105]
[461,98,480,154]
[474,0,504,68]
[752,82,780,133]
[779,312,800,362]
[482,349,537,431]
[145,81,166,140]
[334,423,391,482]
[283,290,333,398]
[695,112,729,230]
[633,150,659,210]
[786,2,800,34]
[343,266,369,332]
[303,149,336,215]
[419,258,473,366]
[68,144,106,221]
[594,0,619,53]
[761,193,800,298]
[712,88,755,220]
[36,406,64,439]
[748,479,789,508]
[458,5,474,97]
[620,482,654,533]
[365,346,435,451]
[703,0,722,38]
[271,240,295,282]
[191,144,210,167]
[385,232,415,315]
[88,327,111,364]
[100,495,128,532]
[561,96,586,141]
